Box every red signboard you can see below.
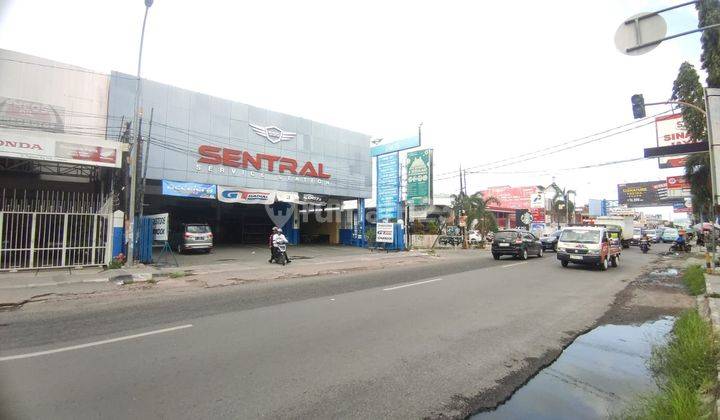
[666,175,689,190]
[481,186,538,210]
[531,208,545,222]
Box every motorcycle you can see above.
[669,241,691,252]
[639,239,650,254]
[273,240,289,265]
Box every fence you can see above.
[0,190,113,270]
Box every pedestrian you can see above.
[268,226,278,263]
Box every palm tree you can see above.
[537,183,576,224]
[450,192,499,236]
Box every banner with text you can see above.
[376,152,400,221]
[406,149,432,206]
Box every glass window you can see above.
[560,229,601,244]
[495,231,519,241]
[186,225,210,233]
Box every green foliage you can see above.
[365,227,376,244]
[684,153,712,218]
[427,219,439,234]
[682,265,707,296]
[625,309,717,419]
[450,192,498,236]
[672,62,707,142]
[537,183,575,223]
[697,0,720,88]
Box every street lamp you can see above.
[127,0,154,266]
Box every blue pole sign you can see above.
[376,152,400,221]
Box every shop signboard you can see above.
[531,207,545,222]
[530,192,544,209]
[376,222,395,243]
[299,193,328,206]
[147,213,169,241]
[409,205,429,220]
[406,149,432,206]
[0,97,65,133]
[370,135,420,157]
[0,128,123,168]
[481,186,538,209]
[217,186,276,204]
[655,114,694,169]
[376,152,400,221]
[162,180,217,199]
[673,200,692,213]
[617,180,683,207]
[666,175,691,198]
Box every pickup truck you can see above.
[557,226,621,271]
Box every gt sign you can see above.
[376,222,394,243]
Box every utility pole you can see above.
[127,0,154,266]
[139,108,153,218]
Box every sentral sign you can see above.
[107,72,371,198]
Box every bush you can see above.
[683,265,706,296]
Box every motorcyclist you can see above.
[272,228,291,264]
[639,233,650,252]
[674,232,687,252]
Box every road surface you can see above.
[0,248,654,419]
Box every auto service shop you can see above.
[106,72,372,245]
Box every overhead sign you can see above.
[0,128,123,168]
[376,222,395,243]
[617,180,683,207]
[0,97,64,133]
[656,114,692,168]
[406,149,432,206]
[217,186,276,204]
[666,175,691,198]
[370,135,420,157]
[481,186,538,210]
[162,180,217,199]
[376,152,400,221]
[147,213,169,241]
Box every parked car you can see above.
[491,229,543,260]
[661,228,680,243]
[556,226,621,270]
[171,223,213,254]
[540,230,562,251]
[468,230,482,244]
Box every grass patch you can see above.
[623,309,718,419]
[683,265,706,296]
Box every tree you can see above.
[697,0,720,88]
[537,183,576,224]
[450,192,499,237]
[672,63,712,221]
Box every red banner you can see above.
[666,175,689,190]
[481,186,538,209]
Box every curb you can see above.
[702,272,720,418]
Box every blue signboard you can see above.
[376,152,400,221]
[162,180,216,199]
[370,135,420,157]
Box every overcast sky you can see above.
[0,0,707,219]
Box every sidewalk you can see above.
[0,247,487,309]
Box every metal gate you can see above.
[0,190,113,270]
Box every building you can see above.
[0,48,373,269]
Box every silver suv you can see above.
[173,223,213,254]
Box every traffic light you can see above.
[631,94,646,119]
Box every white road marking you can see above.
[0,324,193,362]
[501,262,529,268]
[383,278,443,291]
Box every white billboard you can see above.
[376,222,394,243]
[655,113,689,169]
[147,213,169,241]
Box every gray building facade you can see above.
[107,72,371,199]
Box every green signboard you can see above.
[406,149,432,206]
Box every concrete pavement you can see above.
[0,247,655,419]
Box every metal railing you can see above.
[0,190,113,270]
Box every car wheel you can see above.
[492,253,500,260]
[600,257,608,271]
[561,260,569,267]
[520,249,528,260]
[611,255,618,267]
[538,247,543,258]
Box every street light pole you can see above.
[127,0,154,266]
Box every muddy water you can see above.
[473,317,674,419]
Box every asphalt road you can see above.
[0,247,655,419]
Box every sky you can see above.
[0,0,709,220]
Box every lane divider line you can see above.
[501,262,529,268]
[0,324,193,362]
[383,278,443,291]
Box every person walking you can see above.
[268,226,278,263]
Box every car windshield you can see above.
[645,230,656,235]
[633,228,642,235]
[495,231,519,241]
[664,229,678,235]
[187,225,210,233]
[560,229,601,244]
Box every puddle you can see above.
[473,317,674,419]
[649,268,679,277]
